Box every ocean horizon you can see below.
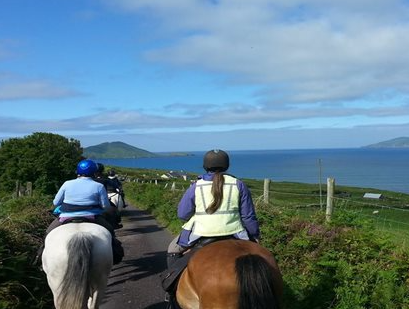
[96,148,409,194]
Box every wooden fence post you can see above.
[326,177,335,222]
[263,179,270,204]
[26,182,32,196]
[15,180,20,197]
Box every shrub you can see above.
[260,208,409,309]
[0,196,54,309]
[0,133,82,194]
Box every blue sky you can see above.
[1,0,409,152]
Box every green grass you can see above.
[242,179,409,234]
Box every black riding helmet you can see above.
[97,163,105,174]
[203,149,229,172]
[108,169,116,177]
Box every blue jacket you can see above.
[53,177,111,218]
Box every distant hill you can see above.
[363,137,409,148]
[83,142,159,159]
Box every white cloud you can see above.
[106,0,409,106]
[0,80,82,101]
[1,98,408,135]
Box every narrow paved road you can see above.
[101,205,174,309]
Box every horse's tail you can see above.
[58,233,93,309]
[235,254,280,309]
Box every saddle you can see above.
[160,236,235,292]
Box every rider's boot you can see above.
[115,212,123,229]
[164,253,183,307]
[112,237,124,264]
[121,195,128,208]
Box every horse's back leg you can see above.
[88,290,102,309]
[87,273,110,309]
[89,237,112,308]
[176,268,200,309]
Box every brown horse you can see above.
[176,239,283,309]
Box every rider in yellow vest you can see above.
[167,149,260,267]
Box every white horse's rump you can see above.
[108,190,125,211]
[42,223,113,309]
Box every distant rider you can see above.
[106,169,127,208]
[94,164,124,229]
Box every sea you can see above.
[96,148,409,194]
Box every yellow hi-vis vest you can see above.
[182,175,244,237]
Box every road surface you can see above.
[101,205,174,309]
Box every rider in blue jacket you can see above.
[47,159,114,233]
[35,159,124,267]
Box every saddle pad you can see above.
[160,250,196,292]
[59,216,96,224]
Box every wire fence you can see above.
[333,196,409,239]
[252,178,409,243]
[125,173,409,244]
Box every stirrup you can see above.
[167,252,183,269]
[167,253,182,257]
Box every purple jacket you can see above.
[177,172,260,247]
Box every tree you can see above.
[0,132,83,194]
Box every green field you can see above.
[242,179,409,246]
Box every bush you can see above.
[0,133,82,194]
[260,209,409,309]
[0,196,54,309]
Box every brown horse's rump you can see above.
[176,239,283,309]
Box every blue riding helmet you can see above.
[77,159,97,176]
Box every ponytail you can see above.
[206,172,225,214]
